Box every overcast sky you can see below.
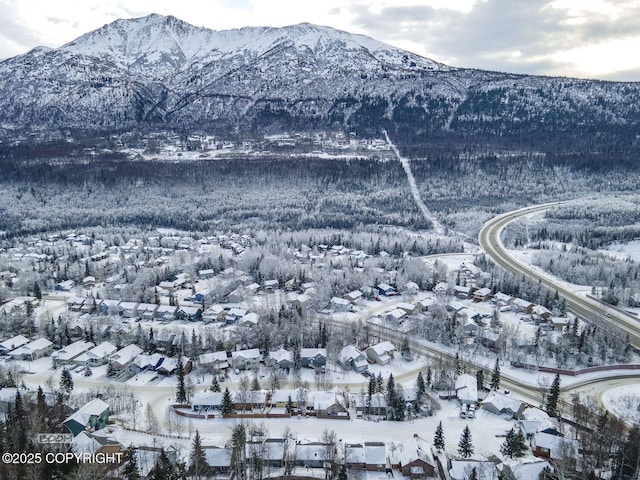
[1,0,639,81]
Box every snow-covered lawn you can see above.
[601,385,640,424]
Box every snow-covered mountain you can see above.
[1,13,639,148]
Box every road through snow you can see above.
[384,131,446,235]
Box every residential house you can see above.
[130,353,164,374]
[156,305,178,321]
[109,344,144,372]
[66,296,85,312]
[231,348,262,370]
[192,392,224,413]
[473,287,493,302]
[364,442,387,472]
[377,283,397,296]
[338,345,368,373]
[481,391,527,418]
[269,388,308,409]
[225,307,248,324]
[156,356,192,376]
[365,341,396,365]
[0,335,30,354]
[300,348,326,368]
[295,441,330,469]
[330,297,351,312]
[455,374,478,407]
[385,308,407,323]
[198,351,229,372]
[63,398,110,437]
[353,393,388,418]
[137,303,158,321]
[118,302,139,318]
[75,341,118,366]
[82,276,96,288]
[71,431,122,456]
[202,305,225,323]
[493,292,513,307]
[55,280,75,291]
[240,312,259,328]
[512,298,534,314]
[396,302,418,314]
[267,348,294,370]
[532,432,579,463]
[204,447,232,476]
[52,340,95,366]
[343,290,363,303]
[499,459,551,480]
[312,391,348,417]
[9,338,53,361]
[176,306,202,321]
[345,443,365,470]
[532,305,552,321]
[393,435,437,479]
[99,299,120,316]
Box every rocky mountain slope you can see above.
[1,13,639,150]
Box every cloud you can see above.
[346,0,640,79]
[1,0,639,79]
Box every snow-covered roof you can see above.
[533,432,578,457]
[300,348,326,358]
[455,374,478,403]
[339,345,364,362]
[346,443,365,463]
[450,460,497,480]
[481,390,525,415]
[198,351,228,364]
[86,341,117,359]
[364,442,386,465]
[368,341,396,356]
[268,348,293,363]
[53,340,95,362]
[395,436,434,467]
[0,334,30,352]
[110,344,144,366]
[64,398,109,428]
[9,337,53,357]
[231,348,261,360]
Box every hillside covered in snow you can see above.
[1,13,640,151]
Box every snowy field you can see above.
[601,384,640,425]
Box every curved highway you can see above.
[478,201,640,349]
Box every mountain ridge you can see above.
[0,14,639,150]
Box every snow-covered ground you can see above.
[602,239,640,262]
[601,384,640,424]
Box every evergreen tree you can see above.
[546,373,561,416]
[175,358,187,404]
[337,464,348,480]
[476,370,485,392]
[33,281,42,300]
[60,367,74,395]
[188,430,209,480]
[468,466,478,480]
[434,421,445,452]
[426,366,432,387]
[500,428,527,458]
[210,375,220,392]
[490,357,501,391]
[107,362,118,378]
[285,395,295,414]
[458,425,474,458]
[83,364,92,377]
[221,388,235,417]
[416,372,426,404]
[367,376,376,399]
[375,372,384,393]
[122,445,140,480]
